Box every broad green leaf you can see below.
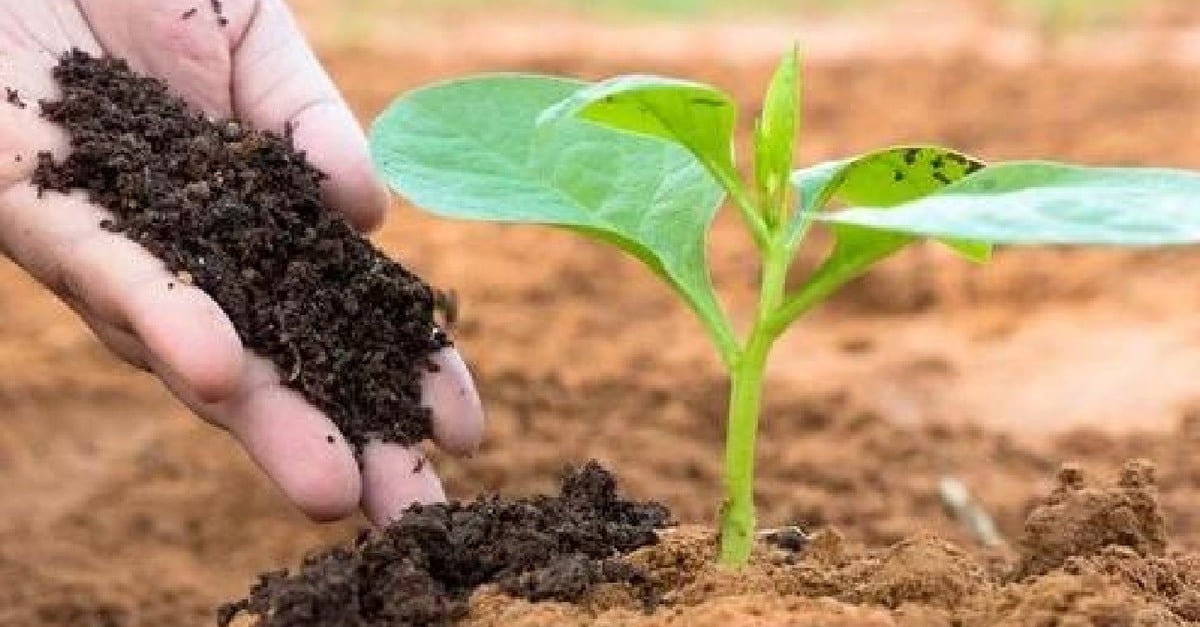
[787,146,986,242]
[370,74,734,356]
[538,75,738,181]
[821,162,1200,245]
[778,146,989,325]
[788,145,989,257]
[754,47,800,228]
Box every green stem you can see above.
[762,270,841,338]
[718,240,788,565]
[709,163,771,252]
[717,246,891,563]
[717,328,770,564]
[763,246,900,338]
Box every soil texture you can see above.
[459,460,1200,626]
[220,462,669,626]
[227,460,1199,626]
[31,50,447,451]
[7,10,1200,627]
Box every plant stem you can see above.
[763,242,905,338]
[710,164,771,252]
[762,268,844,338]
[719,240,788,565]
[718,327,771,564]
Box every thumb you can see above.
[231,0,388,232]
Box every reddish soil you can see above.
[6,13,1200,627]
[463,461,1199,626]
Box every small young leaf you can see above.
[754,47,799,227]
[538,75,738,181]
[820,162,1200,245]
[370,74,736,357]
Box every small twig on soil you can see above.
[939,476,1006,549]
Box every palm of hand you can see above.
[0,0,483,524]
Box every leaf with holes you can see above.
[785,146,990,314]
[821,161,1200,245]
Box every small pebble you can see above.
[764,526,811,552]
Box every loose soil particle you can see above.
[210,0,228,27]
[5,87,26,109]
[218,462,671,627]
[32,50,448,451]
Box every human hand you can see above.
[0,0,484,524]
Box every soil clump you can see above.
[31,50,447,451]
[219,462,670,627]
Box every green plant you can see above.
[368,50,1200,566]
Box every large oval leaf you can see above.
[370,74,735,355]
[820,162,1200,245]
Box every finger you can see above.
[360,441,446,526]
[75,0,241,117]
[231,0,388,231]
[424,348,485,456]
[70,287,362,523]
[0,184,244,403]
[153,353,363,522]
[76,0,385,229]
[61,294,152,371]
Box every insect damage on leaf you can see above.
[821,161,1200,246]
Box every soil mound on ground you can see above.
[452,460,1198,626]
[219,462,670,627]
[1016,459,1168,578]
[31,50,446,450]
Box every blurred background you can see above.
[292,0,1200,63]
[6,1,1200,625]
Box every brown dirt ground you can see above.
[7,13,1200,627]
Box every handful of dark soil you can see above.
[32,50,447,450]
[219,462,672,627]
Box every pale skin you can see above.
[0,0,485,524]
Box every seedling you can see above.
[369,49,1200,566]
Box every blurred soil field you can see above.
[6,3,1200,624]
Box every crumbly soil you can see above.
[6,10,1200,627]
[457,460,1199,627]
[220,462,670,626]
[223,459,1199,627]
[32,50,447,451]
